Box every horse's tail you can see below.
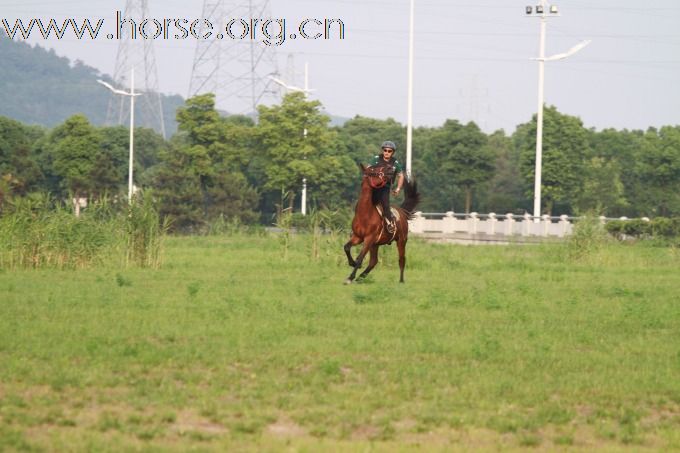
[400,178,420,219]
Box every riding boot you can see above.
[385,215,396,234]
[383,205,396,234]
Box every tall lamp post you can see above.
[97,69,142,204]
[269,63,315,215]
[405,0,415,180]
[526,2,589,219]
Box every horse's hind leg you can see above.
[358,245,379,280]
[397,238,407,283]
[346,242,372,284]
[344,235,362,267]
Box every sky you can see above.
[2,0,679,134]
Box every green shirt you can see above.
[370,155,404,186]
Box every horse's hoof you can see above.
[344,279,353,285]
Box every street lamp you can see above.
[97,68,142,204]
[526,1,590,219]
[268,63,315,215]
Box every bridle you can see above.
[364,165,395,189]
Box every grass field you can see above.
[1,233,680,451]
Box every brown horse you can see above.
[343,164,420,284]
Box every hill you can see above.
[0,35,184,135]
[0,36,351,135]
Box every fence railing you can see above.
[408,212,648,239]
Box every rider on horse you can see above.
[370,140,404,233]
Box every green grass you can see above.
[1,234,680,451]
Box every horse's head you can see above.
[361,163,393,189]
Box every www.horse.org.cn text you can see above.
[1,12,346,47]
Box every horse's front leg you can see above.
[344,234,362,267]
[345,241,373,284]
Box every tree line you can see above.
[1,92,679,231]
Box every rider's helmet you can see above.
[381,140,396,151]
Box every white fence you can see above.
[408,212,574,240]
[408,212,652,243]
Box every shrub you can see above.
[566,215,610,260]
[650,217,680,238]
[605,220,625,240]
[622,219,650,238]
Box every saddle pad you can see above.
[375,205,400,221]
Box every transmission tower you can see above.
[106,0,166,138]
[188,0,280,115]
[283,53,298,95]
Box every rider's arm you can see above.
[393,172,404,194]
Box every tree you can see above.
[576,157,628,215]
[90,126,128,198]
[0,116,45,205]
[426,119,494,213]
[49,115,101,204]
[336,116,406,165]
[635,126,680,216]
[481,130,527,214]
[255,92,337,212]
[154,94,259,230]
[516,106,588,215]
[152,141,204,231]
[585,128,642,216]
[98,126,169,190]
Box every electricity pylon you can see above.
[106,0,166,138]
[188,0,280,115]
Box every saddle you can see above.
[375,205,400,235]
[375,205,400,222]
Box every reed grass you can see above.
[0,193,168,270]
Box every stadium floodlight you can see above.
[525,2,590,220]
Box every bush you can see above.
[605,220,625,240]
[567,215,610,260]
[622,219,650,238]
[606,217,680,242]
[650,217,680,238]
[605,219,649,240]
